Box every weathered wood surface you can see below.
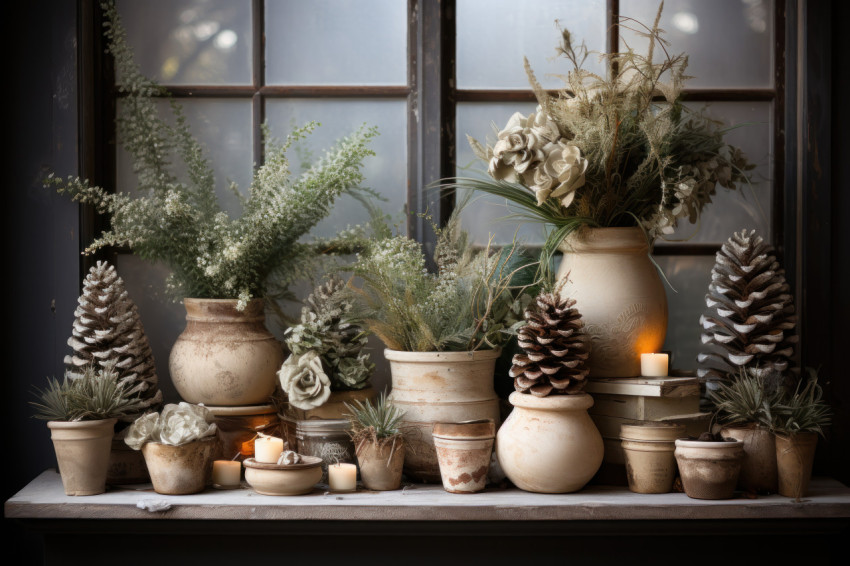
[585,377,700,398]
[589,393,700,420]
[6,470,850,522]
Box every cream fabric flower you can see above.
[488,109,560,182]
[123,402,217,449]
[529,142,588,207]
[278,351,331,410]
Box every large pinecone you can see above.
[65,261,162,420]
[509,292,590,397]
[698,230,797,391]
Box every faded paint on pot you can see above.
[497,392,603,493]
[385,349,501,482]
[557,227,668,377]
[243,455,323,496]
[141,436,218,495]
[620,423,685,494]
[356,437,405,491]
[48,418,117,496]
[775,432,818,499]
[433,421,495,494]
[169,298,283,406]
[720,424,778,493]
[674,438,744,500]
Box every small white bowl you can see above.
[242,456,323,496]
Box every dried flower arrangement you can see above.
[451,3,754,269]
[124,402,218,449]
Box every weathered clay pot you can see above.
[355,437,405,491]
[775,432,818,499]
[720,424,778,493]
[169,298,283,406]
[620,422,685,494]
[674,438,744,499]
[288,387,378,421]
[557,227,668,377]
[243,456,323,496]
[48,418,117,496]
[207,404,279,460]
[141,436,218,495]
[433,421,495,494]
[497,392,603,493]
[386,349,501,482]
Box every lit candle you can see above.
[254,436,284,463]
[641,353,669,377]
[212,460,241,487]
[328,463,357,492]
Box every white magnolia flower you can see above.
[278,351,331,410]
[529,142,588,207]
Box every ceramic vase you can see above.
[48,418,117,496]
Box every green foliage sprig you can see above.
[345,392,405,441]
[772,370,832,437]
[709,369,782,429]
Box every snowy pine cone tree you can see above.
[66,261,162,420]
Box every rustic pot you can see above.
[141,436,218,495]
[433,421,495,494]
[169,298,283,406]
[386,349,501,482]
[775,432,818,499]
[556,227,668,377]
[720,424,778,493]
[674,438,744,500]
[620,422,685,494]
[207,404,279,460]
[288,387,378,421]
[355,437,405,491]
[243,456,323,496]
[497,392,603,493]
[48,418,117,496]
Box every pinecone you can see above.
[509,292,590,397]
[698,230,798,391]
[65,261,162,420]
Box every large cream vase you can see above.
[557,227,668,377]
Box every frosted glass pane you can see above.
[116,99,254,218]
[456,102,547,246]
[620,0,773,88]
[265,99,408,237]
[117,0,251,85]
[457,0,607,89]
[265,0,406,85]
[655,255,715,372]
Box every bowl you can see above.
[242,455,323,496]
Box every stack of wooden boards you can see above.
[586,376,711,465]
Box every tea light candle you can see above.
[254,436,284,463]
[328,463,357,492]
[641,353,669,377]
[212,460,241,487]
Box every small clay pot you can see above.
[243,456,323,496]
[142,436,218,495]
[775,432,818,499]
[356,437,405,491]
[674,438,744,500]
[48,418,117,496]
[620,423,685,494]
[433,420,495,494]
[720,424,777,493]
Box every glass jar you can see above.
[294,418,356,482]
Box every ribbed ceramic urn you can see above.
[557,227,668,377]
[169,298,284,406]
[385,349,501,482]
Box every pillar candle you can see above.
[211,460,241,487]
[328,463,357,492]
[254,436,284,463]
[641,353,669,377]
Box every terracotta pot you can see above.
[169,298,283,406]
[48,418,117,496]
[207,404,279,460]
[720,424,777,493]
[355,437,405,491]
[497,392,603,493]
[288,387,378,421]
[141,436,218,495]
[557,227,668,377]
[674,438,744,499]
[433,421,495,494]
[775,432,818,499]
[243,456,323,496]
[620,422,685,494]
[386,349,501,482]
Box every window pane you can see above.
[265,99,408,236]
[457,0,607,89]
[619,0,773,88]
[265,0,407,85]
[117,0,252,85]
[116,99,254,218]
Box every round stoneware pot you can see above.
[169,298,283,406]
[497,392,603,493]
[433,421,495,494]
[355,437,405,491]
[386,349,501,482]
[48,418,117,496]
[775,432,818,499]
[556,227,668,377]
[141,436,218,495]
[720,424,778,493]
[674,438,744,500]
[620,422,685,494]
[243,456,323,496]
